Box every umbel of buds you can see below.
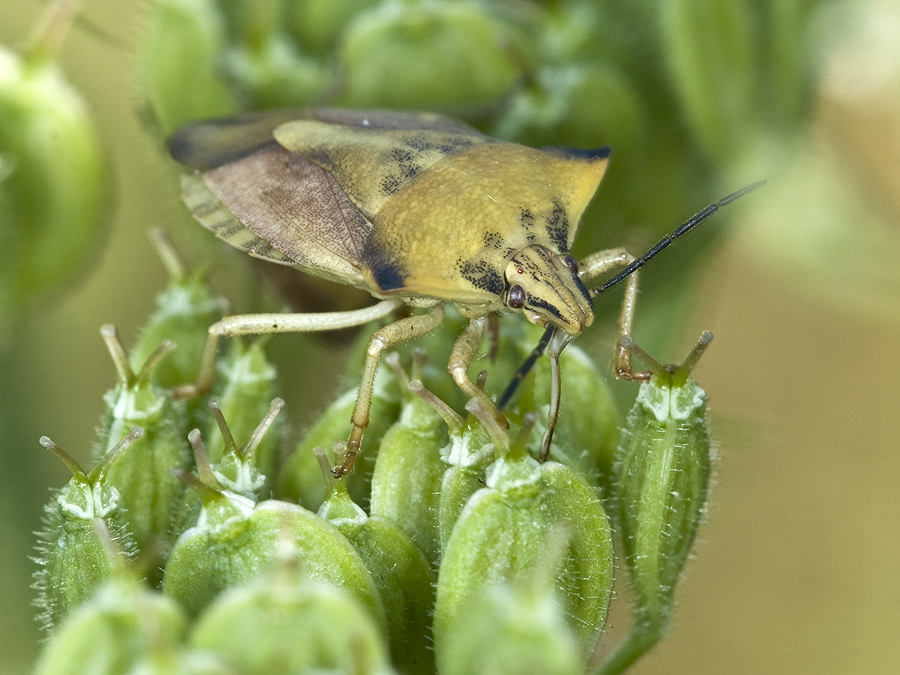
[31,236,720,675]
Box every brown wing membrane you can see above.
[185,144,373,287]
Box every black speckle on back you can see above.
[544,200,569,252]
[382,173,404,195]
[459,258,505,297]
[389,146,415,163]
[376,134,489,200]
[483,230,506,250]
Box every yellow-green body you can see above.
[170,108,633,475]
[171,108,608,336]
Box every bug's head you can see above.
[504,245,593,336]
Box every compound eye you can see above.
[564,255,579,274]
[508,284,526,309]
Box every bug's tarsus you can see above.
[592,180,766,297]
[334,432,362,478]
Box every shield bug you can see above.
[169,107,761,475]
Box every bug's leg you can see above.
[578,248,651,382]
[338,304,446,476]
[448,317,509,429]
[173,299,405,399]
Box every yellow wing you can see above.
[273,119,492,219]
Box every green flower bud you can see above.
[163,426,387,636]
[279,365,400,509]
[535,0,603,63]
[489,320,621,488]
[33,427,143,631]
[369,352,447,564]
[530,338,621,489]
[33,574,189,675]
[136,0,237,135]
[173,397,283,538]
[173,651,239,675]
[494,63,643,156]
[337,0,522,108]
[190,556,395,675]
[129,650,238,675]
[0,5,108,343]
[224,34,328,109]
[439,560,585,675]
[659,0,759,162]
[429,388,493,552]
[129,230,225,389]
[98,325,192,558]
[286,0,382,55]
[205,338,281,488]
[210,0,281,44]
[211,397,284,498]
[317,447,436,675]
[597,332,713,675]
[434,405,614,671]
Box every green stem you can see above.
[591,611,668,675]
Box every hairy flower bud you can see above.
[129,230,225,390]
[279,365,400,508]
[163,414,387,636]
[190,554,395,675]
[33,428,143,630]
[337,0,522,108]
[434,405,613,671]
[136,0,237,134]
[369,352,447,563]
[597,332,714,674]
[660,0,758,162]
[317,447,435,674]
[204,339,281,492]
[97,326,191,560]
[33,574,189,675]
[439,564,584,675]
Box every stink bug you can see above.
[169,108,760,475]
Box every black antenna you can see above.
[497,325,555,411]
[592,180,765,296]
[497,180,765,408]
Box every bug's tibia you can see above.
[336,304,445,477]
[448,317,509,429]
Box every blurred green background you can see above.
[1,0,899,673]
